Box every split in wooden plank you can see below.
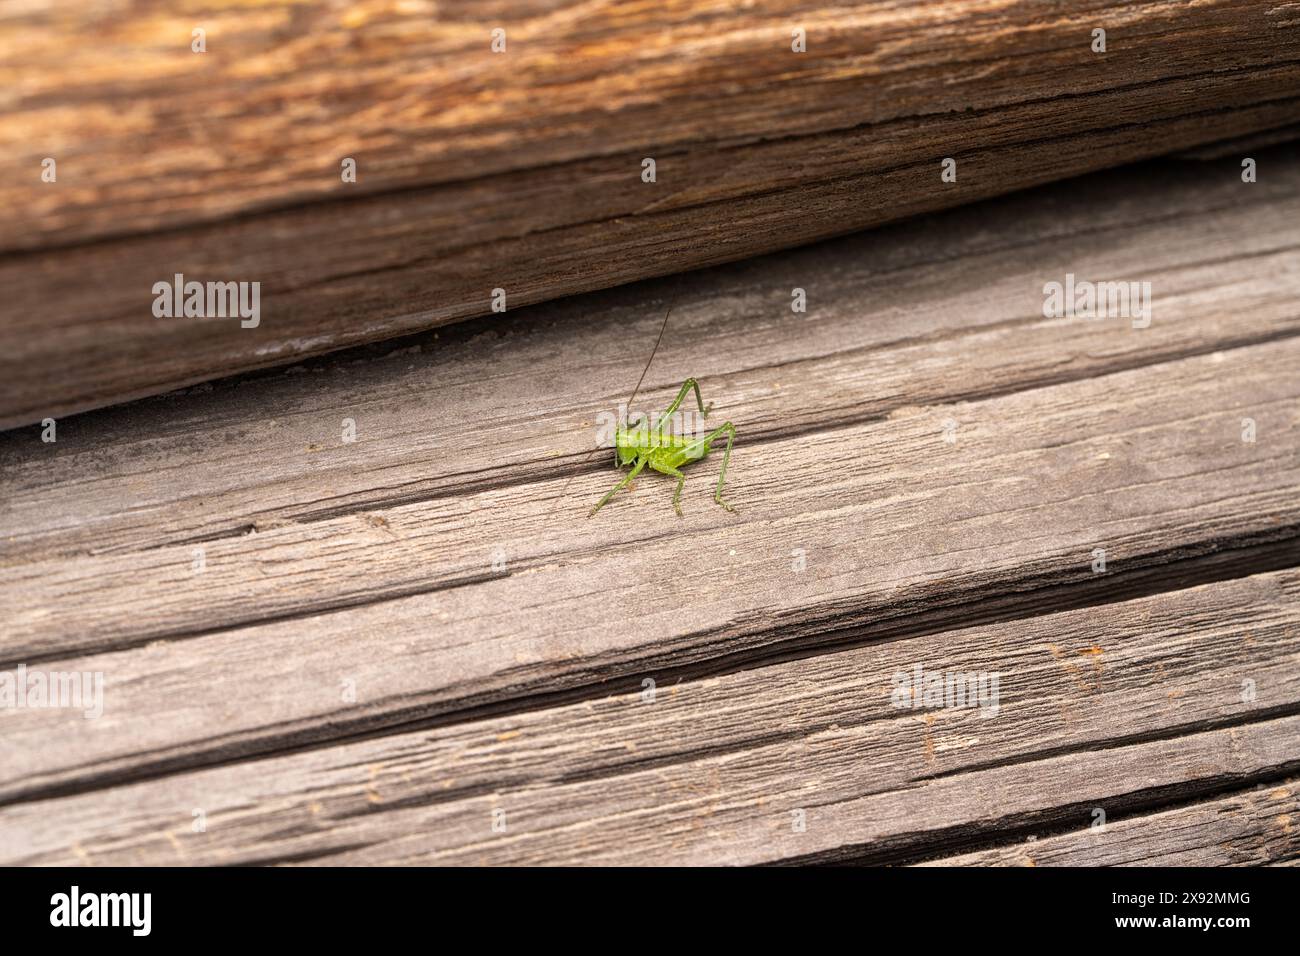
[1174,121,1300,160]
[0,340,1297,804]
[2,568,1296,865]
[915,778,1300,866]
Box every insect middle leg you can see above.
[681,422,737,513]
[589,458,647,517]
[648,460,688,518]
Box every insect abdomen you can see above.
[616,428,692,451]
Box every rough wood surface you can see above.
[4,145,1299,864]
[2,148,1299,815]
[5,150,1299,563]
[918,779,1300,866]
[3,2,1299,426]
[2,569,1296,865]
[4,332,1299,660]
[1174,122,1300,160]
[2,277,1298,804]
[9,0,1298,249]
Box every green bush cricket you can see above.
[587,306,738,518]
[589,378,737,518]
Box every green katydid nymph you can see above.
[588,377,737,518]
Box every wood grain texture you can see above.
[917,779,1300,866]
[1174,122,1300,160]
[3,142,1300,813]
[1,336,1297,805]
[5,149,1299,564]
[3,145,1298,866]
[2,568,1296,865]
[7,0,1298,249]
[3,2,1299,426]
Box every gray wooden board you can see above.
[5,326,1300,639]
[0,336,1298,804]
[1,569,1296,865]
[2,141,1300,809]
[2,149,1299,864]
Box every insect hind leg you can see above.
[653,378,713,434]
[711,422,738,513]
[681,422,738,513]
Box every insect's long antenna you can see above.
[623,305,672,415]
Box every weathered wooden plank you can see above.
[5,98,1295,434]
[3,255,1299,663]
[4,148,1299,568]
[0,342,1296,804]
[2,568,1296,865]
[916,780,1300,866]
[5,342,1299,664]
[8,0,1297,250]
[336,715,1300,866]
[2,1,1298,427]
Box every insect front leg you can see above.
[648,461,688,518]
[589,457,647,517]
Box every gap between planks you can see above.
[4,149,1300,567]
[5,148,1300,565]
